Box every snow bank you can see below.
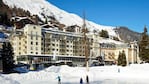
[45,65,61,73]
[1,64,149,84]
[0,75,20,84]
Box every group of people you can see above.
[80,75,89,84]
[57,75,89,84]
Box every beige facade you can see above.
[89,33,139,65]
[99,42,139,65]
[41,28,87,56]
[11,25,89,62]
[11,24,42,61]
[11,24,139,65]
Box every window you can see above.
[52,39,55,41]
[36,47,38,50]
[31,41,33,45]
[36,32,38,40]
[19,37,21,40]
[36,42,38,45]
[31,47,33,50]
[33,26,36,29]
[31,31,33,40]
[129,45,131,48]
[19,42,21,45]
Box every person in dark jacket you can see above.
[80,77,83,84]
[86,75,89,84]
[57,76,61,84]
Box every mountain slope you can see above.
[115,26,141,42]
[3,0,117,36]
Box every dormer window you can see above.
[129,45,131,48]
[33,26,36,29]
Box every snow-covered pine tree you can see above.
[99,30,109,38]
[118,50,126,66]
[139,26,149,62]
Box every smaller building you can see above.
[88,33,140,65]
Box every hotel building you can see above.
[10,24,139,67]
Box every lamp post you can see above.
[82,11,89,72]
[100,43,102,57]
[89,49,92,67]
[42,31,46,55]
[84,30,89,72]
[135,42,139,64]
[99,43,104,65]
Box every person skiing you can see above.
[80,77,83,84]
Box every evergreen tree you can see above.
[118,50,127,66]
[99,30,109,38]
[45,18,48,24]
[0,12,11,26]
[113,36,120,41]
[139,26,149,62]
[118,51,122,66]
[0,0,3,7]
[93,29,97,34]
[2,42,15,73]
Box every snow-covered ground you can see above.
[1,64,149,84]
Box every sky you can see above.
[47,0,149,33]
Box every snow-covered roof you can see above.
[42,28,83,37]
[99,38,124,45]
